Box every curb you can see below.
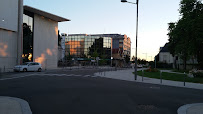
[0,96,32,114]
[94,69,203,90]
[177,103,203,114]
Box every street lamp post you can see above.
[148,56,152,61]
[121,0,139,80]
[143,53,147,61]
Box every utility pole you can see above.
[143,53,147,61]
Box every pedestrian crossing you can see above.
[0,73,101,81]
[27,73,97,78]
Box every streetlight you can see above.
[121,0,139,80]
[143,53,147,61]
[148,56,152,61]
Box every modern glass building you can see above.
[64,34,112,60]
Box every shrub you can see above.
[193,72,203,78]
[145,68,159,72]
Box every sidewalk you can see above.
[0,96,32,114]
[94,69,203,90]
[94,68,203,114]
[178,103,203,114]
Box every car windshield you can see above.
[22,63,29,65]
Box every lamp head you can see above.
[121,0,127,3]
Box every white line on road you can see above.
[0,73,96,81]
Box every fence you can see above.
[139,70,188,86]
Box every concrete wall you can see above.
[0,0,18,32]
[0,29,17,72]
[0,0,20,72]
[33,15,58,69]
[159,52,173,64]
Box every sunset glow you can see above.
[35,54,46,65]
[46,49,53,56]
[0,43,8,57]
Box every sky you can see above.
[24,0,180,61]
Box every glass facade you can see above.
[23,10,34,62]
[65,35,111,60]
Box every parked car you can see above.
[137,64,143,68]
[13,62,42,72]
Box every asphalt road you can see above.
[0,69,203,114]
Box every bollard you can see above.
[142,70,144,81]
[184,72,186,86]
[45,59,47,71]
[160,71,162,84]
[0,68,1,78]
[4,66,5,72]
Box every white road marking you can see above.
[0,73,96,81]
[74,75,82,76]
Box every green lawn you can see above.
[157,68,173,70]
[172,69,190,73]
[137,71,203,84]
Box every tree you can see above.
[140,59,147,65]
[58,30,62,46]
[167,0,203,69]
[23,23,33,62]
[92,49,99,60]
[137,58,141,64]
[124,55,130,64]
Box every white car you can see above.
[13,62,42,72]
[137,64,143,68]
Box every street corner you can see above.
[177,103,203,114]
[0,96,32,114]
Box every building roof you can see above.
[24,6,70,22]
[160,43,170,52]
[67,34,125,38]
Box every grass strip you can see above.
[137,71,203,84]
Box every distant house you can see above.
[157,43,198,69]
[158,43,173,64]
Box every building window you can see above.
[23,11,34,62]
[65,35,111,59]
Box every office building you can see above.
[60,34,131,66]
[63,34,111,60]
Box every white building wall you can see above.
[159,52,173,64]
[0,29,17,72]
[33,15,58,69]
[0,0,20,72]
[0,0,18,32]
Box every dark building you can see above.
[104,34,131,59]
[102,34,131,67]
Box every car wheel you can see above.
[38,68,42,72]
[23,68,27,72]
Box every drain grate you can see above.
[149,86,161,89]
[137,104,158,110]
